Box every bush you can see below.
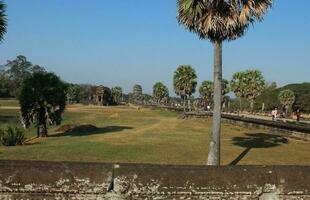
[0,126,25,146]
[0,129,3,144]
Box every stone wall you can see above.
[0,160,309,199]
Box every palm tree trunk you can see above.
[37,126,40,138]
[239,97,242,113]
[250,100,254,113]
[183,94,186,113]
[188,95,191,111]
[207,40,222,166]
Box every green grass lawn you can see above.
[0,103,309,165]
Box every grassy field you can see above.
[0,101,309,165]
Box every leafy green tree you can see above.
[0,1,7,42]
[153,82,169,105]
[0,68,10,97]
[278,89,295,117]
[173,65,197,112]
[112,86,123,104]
[2,55,46,97]
[177,0,272,165]
[243,70,266,112]
[133,84,142,104]
[19,72,67,137]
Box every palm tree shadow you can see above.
[229,133,289,165]
[0,115,18,123]
[49,125,133,137]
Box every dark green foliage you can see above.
[282,83,310,112]
[0,1,7,42]
[0,126,25,146]
[19,71,67,137]
[255,82,310,112]
[254,86,279,111]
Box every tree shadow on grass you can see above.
[229,133,289,165]
[49,125,133,137]
[0,115,18,123]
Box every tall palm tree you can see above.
[243,70,265,112]
[0,1,7,42]
[178,0,272,165]
[173,65,197,112]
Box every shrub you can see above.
[0,126,25,146]
[0,128,3,144]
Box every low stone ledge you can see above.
[0,161,309,199]
[112,164,310,199]
[0,160,112,195]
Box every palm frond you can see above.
[178,0,272,41]
[0,1,7,42]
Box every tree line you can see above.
[1,55,309,115]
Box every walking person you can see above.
[296,109,301,123]
[274,108,278,120]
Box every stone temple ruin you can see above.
[89,85,114,106]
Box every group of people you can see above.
[271,108,301,122]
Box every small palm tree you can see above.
[153,82,169,105]
[178,0,272,165]
[199,79,230,109]
[199,80,214,108]
[0,1,7,42]
[173,65,197,112]
[19,72,67,137]
[278,89,295,118]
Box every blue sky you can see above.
[0,0,309,94]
